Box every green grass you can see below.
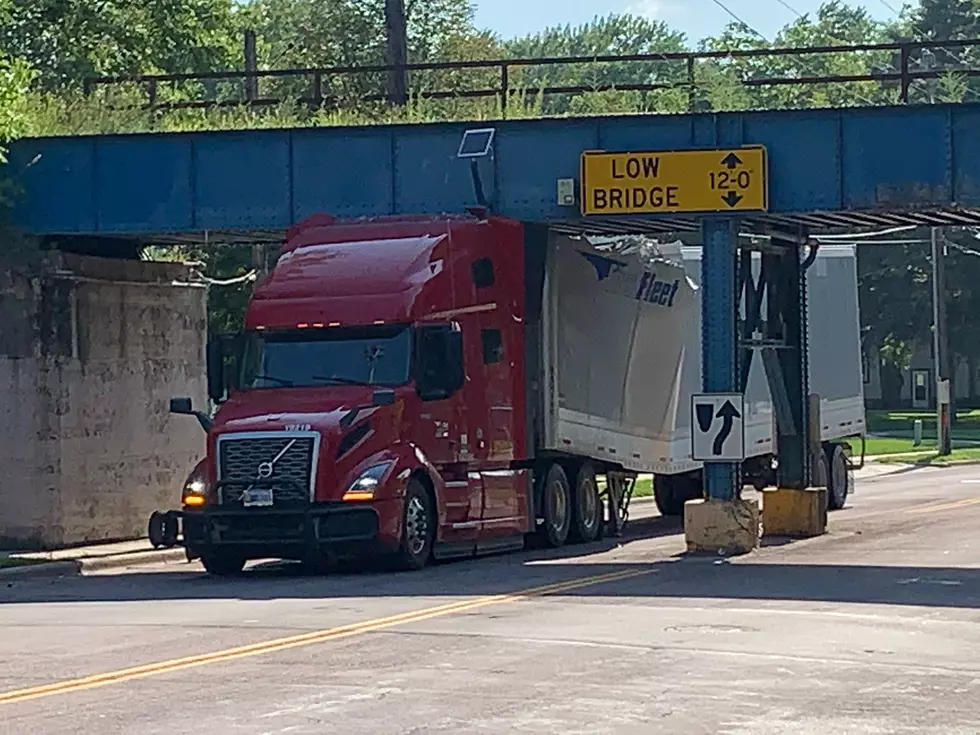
[598,475,653,500]
[13,67,908,140]
[844,409,980,457]
[847,436,934,456]
[633,476,653,499]
[876,447,980,466]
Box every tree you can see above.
[895,0,980,109]
[244,0,482,108]
[503,14,690,115]
[0,0,240,90]
[701,2,897,110]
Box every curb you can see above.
[0,546,189,580]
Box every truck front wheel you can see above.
[538,463,572,548]
[653,475,684,517]
[394,478,435,571]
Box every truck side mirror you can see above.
[416,324,465,402]
[169,396,213,432]
[170,397,193,415]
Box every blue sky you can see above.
[473,0,897,43]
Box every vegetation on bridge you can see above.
[2,0,980,405]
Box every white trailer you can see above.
[531,232,865,517]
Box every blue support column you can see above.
[701,217,740,502]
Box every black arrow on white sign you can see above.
[712,400,742,455]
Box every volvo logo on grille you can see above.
[256,461,275,479]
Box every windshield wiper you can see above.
[251,374,294,387]
[312,375,373,387]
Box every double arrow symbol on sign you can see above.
[722,191,744,207]
[721,152,742,169]
[720,152,744,208]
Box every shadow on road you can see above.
[4,510,978,610]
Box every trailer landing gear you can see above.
[605,471,635,537]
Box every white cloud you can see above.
[626,0,680,20]
[628,0,664,19]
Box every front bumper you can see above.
[183,503,389,561]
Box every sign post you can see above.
[580,147,768,216]
[699,217,742,502]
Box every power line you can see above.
[740,224,921,242]
[706,0,757,30]
[815,225,918,240]
[771,0,805,18]
[824,239,932,245]
[706,0,881,108]
[869,0,980,102]
[874,0,903,16]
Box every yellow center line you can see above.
[905,497,980,515]
[0,567,651,706]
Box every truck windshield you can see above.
[239,324,412,390]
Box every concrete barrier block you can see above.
[762,487,828,538]
[684,498,760,555]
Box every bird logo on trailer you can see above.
[577,250,680,308]
[578,251,627,282]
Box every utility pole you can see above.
[384,0,408,107]
[243,29,258,104]
[932,227,952,455]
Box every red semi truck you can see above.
[166,211,862,575]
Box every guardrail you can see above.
[81,38,980,115]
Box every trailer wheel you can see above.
[200,553,246,576]
[394,477,435,571]
[826,444,850,511]
[538,463,572,547]
[569,463,602,544]
[653,475,684,517]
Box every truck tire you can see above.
[569,463,602,544]
[825,443,850,511]
[394,477,435,571]
[200,552,246,576]
[653,475,684,517]
[538,463,572,548]
[148,511,166,549]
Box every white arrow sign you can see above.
[691,393,746,462]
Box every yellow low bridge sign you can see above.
[580,146,769,216]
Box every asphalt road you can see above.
[2,464,980,734]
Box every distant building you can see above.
[862,338,977,410]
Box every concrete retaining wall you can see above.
[0,253,207,549]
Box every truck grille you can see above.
[216,433,317,508]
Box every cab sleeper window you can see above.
[481,328,503,365]
[471,258,496,289]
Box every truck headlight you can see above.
[182,465,209,508]
[343,462,393,502]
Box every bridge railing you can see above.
[81,38,980,117]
